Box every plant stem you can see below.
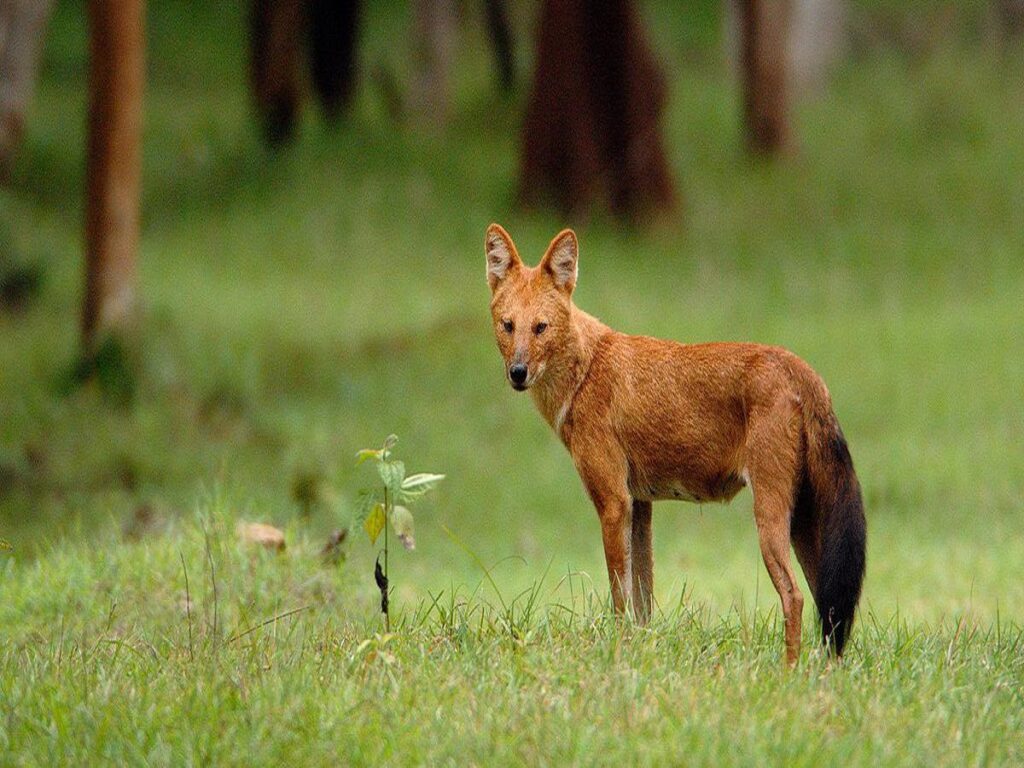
[383,483,390,632]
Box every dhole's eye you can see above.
[502,319,514,333]
[534,322,548,335]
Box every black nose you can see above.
[509,363,528,385]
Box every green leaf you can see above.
[391,505,415,551]
[400,473,445,498]
[353,489,378,525]
[363,503,386,545]
[0,538,11,552]
[355,448,382,465]
[378,460,405,496]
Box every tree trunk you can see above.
[995,0,1024,39]
[483,0,514,94]
[519,0,676,221]
[410,0,455,127]
[308,0,361,121]
[738,0,791,156]
[250,0,303,146]
[82,0,144,351]
[0,0,54,180]
[788,0,845,93]
[728,0,845,96]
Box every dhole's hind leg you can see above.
[754,497,804,666]
[631,500,653,624]
[747,401,805,665]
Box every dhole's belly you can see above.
[628,470,747,504]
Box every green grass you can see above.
[3,507,1022,765]
[2,1,1024,764]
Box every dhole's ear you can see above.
[540,229,578,294]
[485,223,522,292]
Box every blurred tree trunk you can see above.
[727,0,844,102]
[250,0,303,145]
[309,0,361,121]
[483,0,514,93]
[250,0,362,144]
[737,0,792,156]
[519,0,676,221]
[995,0,1024,38]
[82,0,144,352]
[410,0,455,127]
[788,0,845,92]
[0,0,54,181]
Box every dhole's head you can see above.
[485,223,579,391]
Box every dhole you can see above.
[485,224,866,663]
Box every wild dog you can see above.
[485,224,866,664]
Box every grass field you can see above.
[2,1,1023,764]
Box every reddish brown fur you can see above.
[486,224,865,665]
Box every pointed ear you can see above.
[540,229,578,293]
[485,223,522,292]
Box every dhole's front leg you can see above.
[575,446,635,618]
[597,495,633,616]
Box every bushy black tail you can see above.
[803,410,867,656]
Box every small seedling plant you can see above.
[355,435,444,631]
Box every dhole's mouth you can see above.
[507,362,543,391]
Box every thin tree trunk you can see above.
[410,0,455,127]
[738,0,791,156]
[483,0,514,94]
[995,0,1024,38]
[82,0,144,351]
[788,0,845,93]
[250,0,303,145]
[0,0,54,180]
[308,0,361,121]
